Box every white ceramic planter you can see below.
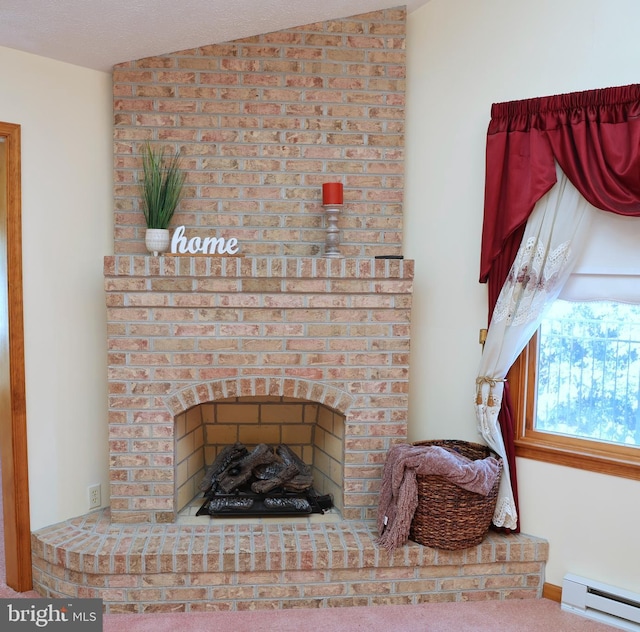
[145,228,171,256]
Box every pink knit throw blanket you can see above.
[376,444,501,552]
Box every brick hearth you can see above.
[31,512,548,613]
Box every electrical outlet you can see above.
[89,484,101,510]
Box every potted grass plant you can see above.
[140,141,186,255]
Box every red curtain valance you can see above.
[481,83,640,286]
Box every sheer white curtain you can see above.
[475,165,594,529]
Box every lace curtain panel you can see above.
[476,167,592,529]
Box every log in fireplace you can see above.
[196,441,334,517]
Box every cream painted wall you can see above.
[405,0,640,591]
[0,46,112,530]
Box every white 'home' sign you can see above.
[171,225,240,255]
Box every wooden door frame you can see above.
[0,121,32,591]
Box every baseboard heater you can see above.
[562,573,640,631]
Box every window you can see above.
[510,300,640,480]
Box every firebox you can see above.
[174,395,345,517]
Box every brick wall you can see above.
[112,7,406,256]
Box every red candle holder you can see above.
[321,183,344,258]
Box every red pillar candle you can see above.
[322,182,343,205]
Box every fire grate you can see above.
[196,442,334,517]
[197,488,334,517]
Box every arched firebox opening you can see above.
[175,394,346,517]
[166,376,353,521]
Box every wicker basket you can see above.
[408,440,502,550]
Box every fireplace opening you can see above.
[195,441,334,517]
[175,395,346,518]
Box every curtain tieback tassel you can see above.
[475,376,506,406]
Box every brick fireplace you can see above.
[29,7,548,610]
[105,7,412,526]
[105,254,413,524]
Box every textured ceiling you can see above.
[0,0,429,72]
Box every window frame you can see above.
[509,331,640,480]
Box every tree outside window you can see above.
[537,301,640,448]
[509,301,640,480]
